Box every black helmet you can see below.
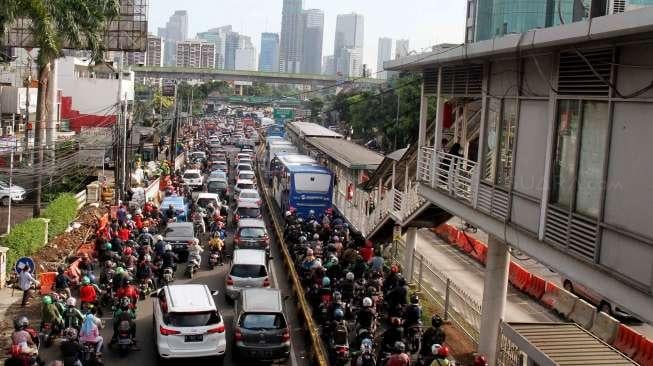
[394,341,406,353]
[431,314,443,328]
[57,266,65,274]
[410,294,419,304]
[14,316,29,330]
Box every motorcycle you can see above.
[81,341,102,366]
[185,258,199,279]
[192,210,206,235]
[208,250,221,269]
[8,344,39,366]
[113,320,132,357]
[39,322,55,348]
[99,283,114,309]
[330,320,350,366]
[352,338,376,366]
[406,324,422,354]
[138,278,154,300]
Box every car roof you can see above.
[238,189,259,195]
[183,169,202,174]
[207,176,227,183]
[237,201,260,208]
[238,170,255,175]
[161,196,186,204]
[197,193,219,200]
[165,284,216,313]
[166,222,193,229]
[236,179,255,185]
[233,249,266,264]
[238,218,265,228]
[241,288,282,313]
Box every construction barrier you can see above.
[524,274,546,300]
[552,286,578,318]
[38,272,57,295]
[590,311,620,344]
[470,239,488,265]
[613,324,644,359]
[569,298,595,330]
[76,242,96,259]
[540,282,560,309]
[634,337,653,366]
[508,262,531,291]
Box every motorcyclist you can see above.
[359,240,374,262]
[63,297,84,330]
[60,327,83,366]
[386,341,411,366]
[111,297,137,347]
[78,253,94,277]
[161,244,179,273]
[165,204,176,221]
[356,297,377,333]
[429,344,450,366]
[55,266,72,298]
[121,247,138,272]
[420,315,446,358]
[384,265,402,293]
[153,235,166,258]
[137,227,153,247]
[99,260,116,287]
[79,313,104,357]
[79,276,102,316]
[404,294,422,329]
[136,254,155,289]
[386,276,408,317]
[41,295,64,334]
[111,267,131,293]
[381,317,404,354]
[187,238,203,267]
[116,280,139,308]
[208,233,225,264]
[11,316,38,356]
[341,272,356,303]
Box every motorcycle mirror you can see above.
[211,290,219,296]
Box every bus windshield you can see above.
[294,173,330,193]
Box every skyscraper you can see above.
[322,55,335,75]
[342,48,363,78]
[279,0,304,73]
[395,39,409,59]
[334,13,364,77]
[376,37,393,79]
[224,31,241,70]
[301,9,324,74]
[259,33,280,72]
[176,40,215,68]
[197,25,232,69]
[158,10,188,66]
[235,48,257,71]
[146,35,164,67]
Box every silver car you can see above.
[225,249,269,301]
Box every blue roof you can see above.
[285,164,331,174]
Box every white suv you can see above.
[182,169,203,190]
[153,284,226,362]
[0,180,26,206]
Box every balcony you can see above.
[417,147,479,205]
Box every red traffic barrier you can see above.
[470,239,488,265]
[508,262,531,291]
[540,282,560,309]
[634,337,653,366]
[525,275,546,300]
[38,272,57,295]
[613,324,644,359]
[76,242,96,258]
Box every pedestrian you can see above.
[18,265,38,307]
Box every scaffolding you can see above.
[2,0,148,52]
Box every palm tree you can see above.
[1,0,120,216]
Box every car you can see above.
[237,157,254,167]
[153,284,226,362]
[195,192,222,211]
[0,180,26,205]
[207,177,229,198]
[234,201,262,224]
[226,249,269,301]
[561,277,637,319]
[163,222,196,259]
[182,169,203,190]
[234,179,256,197]
[160,196,191,222]
[233,288,290,362]
[235,189,262,206]
[234,219,269,255]
[236,163,253,177]
[237,170,256,182]
[189,151,207,164]
[209,170,228,180]
[209,139,221,148]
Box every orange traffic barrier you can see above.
[525,275,546,300]
[470,239,488,265]
[540,282,560,309]
[38,272,57,295]
[76,242,96,258]
[613,324,644,359]
[456,231,474,254]
[634,337,653,366]
[508,262,531,291]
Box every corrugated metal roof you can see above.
[502,323,636,366]
[288,122,343,138]
[307,137,383,169]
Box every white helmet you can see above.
[135,209,142,215]
[142,227,149,233]
[126,214,132,220]
[285,211,292,217]
[164,244,172,251]
[193,238,200,245]
[313,233,320,240]
[155,235,163,242]
[66,297,77,307]
[144,254,151,262]
[346,272,355,281]
[362,297,373,308]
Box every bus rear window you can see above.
[294,173,330,193]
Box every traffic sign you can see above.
[15,257,35,274]
[273,108,294,120]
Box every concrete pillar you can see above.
[391,161,396,190]
[403,227,417,282]
[418,83,428,148]
[478,235,510,365]
[46,59,58,160]
[377,180,382,206]
[433,67,444,151]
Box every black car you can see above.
[163,222,195,260]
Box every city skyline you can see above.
[148,0,465,74]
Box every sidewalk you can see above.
[0,285,40,360]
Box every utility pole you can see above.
[115,51,125,205]
[7,114,16,234]
[22,67,31,162]
[169,85,179,162]
[395,92,401,150]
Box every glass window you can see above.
[551,100,581,209]
[497,99,517,187]
[483,98,501,182]
[576,101,609,217]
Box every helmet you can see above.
[285,211,291,217]
[155,235,164,242]
[394,341,406,353]
[362,297,372,308]
[123,247,133,256]
[333,291,342,302]
[431,314,443,328]
[164,244,172,251]
[332,236,340,242]
[66,297,77,307]
[390,264,399,273]
[299,236,307,243]
[345,272,354,281]
[42,296,53,305]
[391,317,403,327]
[105,260,115,269]
[57,266,65,274]
[144,254,151,262]
[297,218,303,223]
[322,277,331,287]
[105,243,112,251]
[309,209,315,215]
[327,256,338,265]
[14,316,29,330]
[81,276,90,285]
[142,227,149,233]
[313,233,320,240]
[193,238,200,245]
[361,338,373,352]
[474,355,488,366]
[305,248,314,256]
[64,327,78,341]
[433,344,449,357]
[135,209,142,215]
[410,294,419,304]
[120,297,131,308]
[333,308,344,321]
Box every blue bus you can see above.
[272,155,333,218]
[267,123,285,138]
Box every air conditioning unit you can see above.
[608,0,650,13]
[4,126,14,136]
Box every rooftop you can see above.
[288,122,343,139]
[307,137,384,170]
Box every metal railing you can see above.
[392,189,404,215]
[418,147,479,204]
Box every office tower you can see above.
[322,55,335,75]
[279,0,304,73]
[395,39,409,59]
[146,35,164,67]
[235,48,257,71]
[197,25,232,69]
[341,47,363,77]
[334,13,364,77]
[377,37,393,79]
[259,33,280,72]
[158,10,188,66]
[176,40,215,68]
[224,31,241,70]
[301,9,324,74]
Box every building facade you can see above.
[158,10,188,66]
[395,39,409,59]
[376,37,393,79]
[197,26,232,69]
[279,0,304,73]
[259,32,280,72]
[341,47,363,77]
[175,41,215,68]
[322,55,335,75]
[146,35,164,67]
[224,31,241,71]
[334,13,364,77]
[301,9,324,74]
[235,47,257,71]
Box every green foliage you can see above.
[308,97,324,123]
[4,219,47,272]
[42,193,79,238]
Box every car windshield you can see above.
[231,264,266,278]
[196,198,216,208]
[237,207,261,217]
[165,225,193,237]
[165,311,221,327]
[239,192,259,199]
[237,183,255,190]
[208,181,227,190]
[183,173,200,179]
[240,313,286,330]
[238,165,252,170]
[239,227,266,238]
[239,172,255,179]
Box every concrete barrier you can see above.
[569,298,596,330]
[540,282,560,309]
[508,262,531,291]
[553,287,578,318]
[590,311,620,344]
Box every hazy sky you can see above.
[149,0,466,73]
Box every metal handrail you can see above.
[419,147,478,204]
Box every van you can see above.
[233,288,290,362]
[225,249,269,301]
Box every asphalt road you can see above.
[38,145,311,366]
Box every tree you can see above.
[1,0,119,217]
[308,97,324,123]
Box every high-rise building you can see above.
[158,10,188,66]
[341,48,363,77]
[279,0,304,73]
[146,35,164,67]
[334,13,364,77]
[224,31,241,70]
[395,39,409,59]
[376,37,393,79]
[176,40,215,68]
[322,55,335,75]
[301,9,324,74]
[259,33,280,72]
[197,25,232,69]
[235,48,257,71]
[125,51,146,66]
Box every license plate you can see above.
[185,334,203,342]
[118,339,131,345]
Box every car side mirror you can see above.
[150,290,160,298]
[211,290,219,296]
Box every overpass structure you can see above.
[207,95,304,107]
[132,66,385,87]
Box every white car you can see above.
[237,170,256,182]
[182,169,203,190]
[236,189,262,206]
[234,179,256,197]
[153,284,226,361]
[0,180,26,206]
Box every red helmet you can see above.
[123,247,133,256]
[365,240,373,248]
[437,344,450,357]
[390,264,399,273]
[390,317,402,326]
[474,355,488,366]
